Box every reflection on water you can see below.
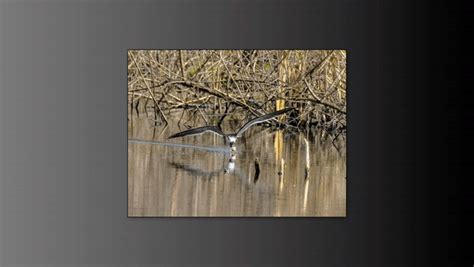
[128,112,346,217]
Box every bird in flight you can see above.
[168,107,294,149]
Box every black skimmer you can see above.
[167,107,294,150]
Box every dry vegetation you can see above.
[128,50,346,135]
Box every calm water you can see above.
[128,112,346,216]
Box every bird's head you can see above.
[227,135,237,147]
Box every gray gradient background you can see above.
[0,0,450,266]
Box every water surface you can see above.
[128,112,346,216]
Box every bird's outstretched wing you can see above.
[236,107,294,137]
[168,126,226,139]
